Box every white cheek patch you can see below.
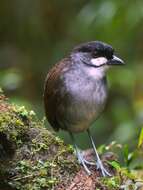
[91,57,107,66]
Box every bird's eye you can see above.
[106,54,113,60]
[105,49,114,60]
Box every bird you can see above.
[44,41,124,176]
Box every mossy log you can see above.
[0,90,142,190]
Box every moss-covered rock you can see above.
[0,91,79,189]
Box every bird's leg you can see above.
[69,133,95,165]
[69,132,91,175]
[81,155,96,166]
[75,148,95,165]
[87,129,111,177]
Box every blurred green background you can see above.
[0,0,143,149]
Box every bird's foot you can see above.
[96,160,112,177]
[74,149,96,165]
[74,149,111,176]
[83,158,96,166]
[80,151,96,165]
[86,129,112,177]
[74,149,93,175]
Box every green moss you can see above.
[101,176,121,189]
[0,95,79,189]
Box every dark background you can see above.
[0,0,143,149]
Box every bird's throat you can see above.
[85,66,109,80]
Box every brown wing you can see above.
[44,57,71,131]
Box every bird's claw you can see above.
[97,160,112,177]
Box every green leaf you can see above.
[123,145,129,163]
[97,144,106,154]
[108,161,121,170]
[123,145,135,166]
[138,127,143,148]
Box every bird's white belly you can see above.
[64,79,108,133]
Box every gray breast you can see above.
[57,66,108,133]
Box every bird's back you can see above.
[44,57,72,130]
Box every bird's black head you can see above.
[72,41,124,67]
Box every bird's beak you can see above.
[107,55,124,65]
